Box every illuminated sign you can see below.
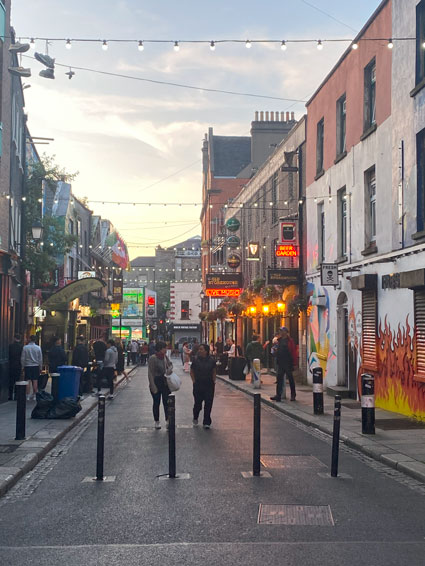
[147,296,156,306]
[122,288,144,319]
[78,271,95,279]
[205,288,241,297]
[206,273,243,289]
[247,241,260,261]
[227,253,241,269]
[275,244,299,258]
[280,221,297,243]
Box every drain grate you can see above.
[0,445,19,454]
[260,455,326,469]
[258,504,334,526]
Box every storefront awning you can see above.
[41,277,106,309]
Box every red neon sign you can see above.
[205,288,242,297]
[275,244,299,258]
[147,296,156,305]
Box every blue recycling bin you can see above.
[57,366,83,400]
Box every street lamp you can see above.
[31,220,43,241]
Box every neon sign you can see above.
[205,288,242,297]
[275,244,299,257]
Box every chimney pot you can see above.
[286,112,290,121]
[265,111,269,121]
[270,111,274,121]
[255,111,259,121]
[291,112,295,120]
[260,111,264,121]
[280,112,284,121]
[276,111,280,121]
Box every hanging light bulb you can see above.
[30,38,35,49]
[102,40,108,51]
[210,40,215,51]
[65,39,72,49]
[174,41,180,52]
[281,40,287,51]
[245,39,252,49]
[138,40,144,51]
[317,40,323,51]
[387,38,394,49]
[351,42,358,50]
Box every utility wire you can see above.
[298,0,359,33]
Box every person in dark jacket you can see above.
[115,339,128,379]
[72,336,90,395]
[271,327,297,402]
[8,334,23,400]
[190,343,216,428]
[245,334,264,374]
[48,337,67,374]
[93,338,107,362]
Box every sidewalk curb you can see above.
[0,366,138,498]
[217,375,425,484]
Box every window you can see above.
[336,94,346,157]
[364,59,376,131]
[362,288,378,371]
[316,118,324,175]
[271,173,278,224]
[181,300,189,320]
[68,219,74,234]
[417,128,425,232]
[365,167,376,245]
[416,0,425,86]
[338,188,347,258]
[414,289,425,382]
[318,202,325,263]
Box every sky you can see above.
[12,0,381,259]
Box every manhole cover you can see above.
[375,418,425,430]
[0,445,19,454]
[258,504,334,526]
[260,455,326,469]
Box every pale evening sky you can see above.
[12,0,379,258]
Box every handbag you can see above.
[166,372,181,392]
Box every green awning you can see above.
[41,277,106,309]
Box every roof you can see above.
[168,235,201,251]
[131,256,156,267]
[212,136,251,177]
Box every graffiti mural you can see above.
[307,286,336,376]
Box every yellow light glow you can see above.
[277,302,285,312]
[249,306,257,315]
[262,305,270,314]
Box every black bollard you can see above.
[313,367,324,415]
[168,394,176,478]
[15,381,28,440]
[331,395,341,477]
[361,373,375,435]
[50,373,60,403]
[253,393,261,476]
[96,395,106,481]
[126,351,130,367]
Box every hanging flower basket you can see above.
[287,294,309,316]
[261,285,281,301]
[206,311,219,322]
[198,311,209,321]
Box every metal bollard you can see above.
[313,367,324,415]
[51,373,60,403]
[126,352,130,367]
[331,395,341,477]
[15,381,28,440]
[168,394,176,478]
[96,395,106,481]
[361,373,375,435]
[253,393,261,476]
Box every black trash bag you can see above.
[31,392,55,419]
[47,397,82,419]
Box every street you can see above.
[0,365,424,565]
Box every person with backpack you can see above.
[190,343,216,429]
[148,341,173,429]
[271,327,297,402]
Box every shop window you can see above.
[181,300,189,320]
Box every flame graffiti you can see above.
[359,316,425,421]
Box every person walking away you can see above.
[48,336,67,375]
[271,327,297,402]
[72,336,90,395]
[140,342,149,365]
[225,338,236,378]
[245,334,264,377]
[190,343,216,429]
[182,342,191,372]
[148,339,156,357]
[100,339,118,399]
[8,334,22,400]
[148,341,173,429]
[93,338,107,362]
[130,340,138,365]
[21,335,43,400]
[215,337,224,356]
[115,339,128,381]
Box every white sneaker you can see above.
[192,419,198,426]
[26,394,30,401]
[154,421,161,429]
[203,424,211,429]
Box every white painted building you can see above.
[169,282,202,346]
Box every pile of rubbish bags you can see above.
[31,391,82,419]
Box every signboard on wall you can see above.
[267,268,299,285]
[206,273,242,289]
[78,271,95,279]
[320,263,339,286]
[275,244,299,258]
[279,221,298,245]
[121,288,145,318]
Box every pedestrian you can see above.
[190,339,199,362]
[8,333,22,400]
[72,336,90,395]
[99,339,118,399]
[190,343,216,429]
[148,339,156,357]
[225,338,235,378]
[93,337,107,362]
[148,340,173,429]
[130,339,138,365]
[215,336,224,356]
[245,334,265,375]
[21,335,42,401]
[140,341,149,365]
[182,342,191,372]
[271,327,297,402]
[48,336,67,375]
[115,338,128,380]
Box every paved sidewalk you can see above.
[0,364,139,497]
[217,371,425,483]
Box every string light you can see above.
[317,40,323,50]
[210,41,215,51]
[245,40,252,49]
[102,40,108,51]
[387,38,394,49]
[138,40,144,51]
[66,39,72,49]
[174,41,180,52]
[281,40,287,51]
[351,42,358,50]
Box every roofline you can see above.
[306,0,390,107]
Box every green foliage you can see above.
[23,155,79,289]
[287,294,309,317]
[261,285,281,301]
[228,302,244,316]
[252,277,265,294]
[215,307,228,320]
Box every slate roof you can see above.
[212,136,251,177]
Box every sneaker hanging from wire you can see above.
[34,52,55,68]
[39,68,55,79]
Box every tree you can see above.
[23,155,79,289]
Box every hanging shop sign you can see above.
[320,263,339,286]
[112,271,123,302]
[227,253,241,269]
[78,271,95,280]
[206,273,242,289]
[226,217,241,232]
[267,268,299,285]
[226,235,240,248]
[247,241,260,261]
[279,221,298,244]
[205,288,241,297]
[275,244,299,257]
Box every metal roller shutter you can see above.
[414,290,425,378]
[362,289,377,371]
